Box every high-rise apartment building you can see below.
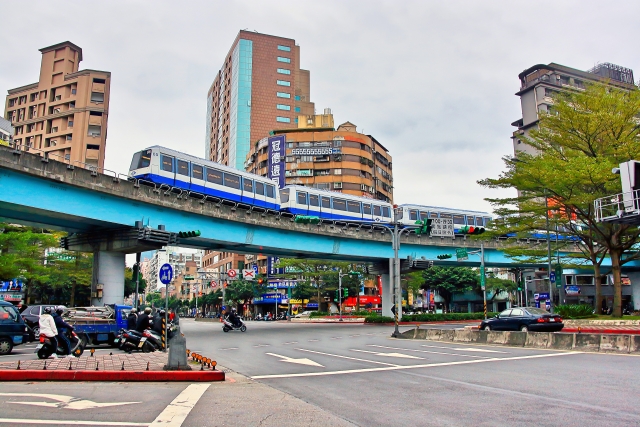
[511,62,636,156]
[205,30,314,170]
[145,247,204,292]
[4,41,110,169]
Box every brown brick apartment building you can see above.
[4,42,111,170]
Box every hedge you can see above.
[363,312,497,323]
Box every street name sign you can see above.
[456,248,468,261]
[430,218,454,237]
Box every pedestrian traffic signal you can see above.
[178,230,201,238]
[294,215,320,224]
[437,254,453,260]
[414,219,433,235]
[459,226,485,235]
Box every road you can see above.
[0,319,638,426]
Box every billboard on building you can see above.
[267,135,286,188]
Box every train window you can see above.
[297,191,307,205]
[321,197,331,208]
[453,215,465,225]
[373,205,382,216]
[382,206,391,218]
[223,172,240,189]
[430,212,439,218]
[333,198,347,211]
[138,150,151,168]
[266,185,275,198]
[177,160,189,176]
[243,178,254,193]
[363,204,371,215]
[161,155,174,172]
[409,210,418,221]
[280,188,290,203]
[192,164,203,180]
[439,213,452,219]
[255,181,265,196]
[206,168,223,185]
[347,200,361,213]
[484,217,491,226]
[309,194,319,207]
[420,212,429,220]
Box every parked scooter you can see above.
[222,315,247,332]
[114,328,155,353]
[35,329,85,359]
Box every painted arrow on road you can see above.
[0,393,139,410]
[351,349,424,359]
[266,353,324,367]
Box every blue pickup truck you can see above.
[65,304,132,346]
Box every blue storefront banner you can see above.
[267,257,284,277]
[267,135,286,189]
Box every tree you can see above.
[402,271,425,309]
[46,251,93,306]
[124,266,146,299]
[479,82,640,317]
[421,266,478,310]
[484,274,518,302]
[225,277,268,305]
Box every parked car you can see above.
[20,304,56,337]
[480,307,564,332]
[0,301,30,355]
[294,311,315,318]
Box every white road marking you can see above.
[307,339,319,342]
[219,347,238,351]
[253,344,270,348]
[330,337,343,340]
[251,351,581,379]
[149,383,210,427]
[421,344,509,354]
[351,349,424,359]
[349,334,361,337]
[266,352,324,367]
[0,393,138,410]
[368,345,490,359]
[296,348,399,366]
[0,419,147,426]
[283,341,298,345]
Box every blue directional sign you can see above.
[159,263,173,285]
[549,272,556,283]
[253,264,259,274]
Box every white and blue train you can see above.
[129,146,493,227]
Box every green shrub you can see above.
[364,315,395,323]
[309,311,329,318]
[401,312,497,322]
[555,304,595,319]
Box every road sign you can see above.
[159,263,173,285]
[456,248,468,261]
[210,280,218,288]
[480,266,486,290]
[243,269,256,280]
[549,272,556,283]
[227,269,238,280]
[430,218,454,237]
[184,275,195,281]
[252,264,259,274]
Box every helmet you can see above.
[43,307,52,314]
[159,310,166,315]
[130,308,137,314]
[55,305,66,314]
[144,307,152,314]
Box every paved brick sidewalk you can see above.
[0,351,169,371]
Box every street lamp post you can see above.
[466,243,488,320]
[390,220,415,338]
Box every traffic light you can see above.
[132,263,140,278]
[178,230,201,238]
[459,226,485,235]
[414,219,433,235]
[257,278,264,285]
[294,215,321,224]
[437,254,453,260]
[343,288,348,297]
[335,289,340,301]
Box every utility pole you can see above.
[338,270,343,322]
[134,252,141,309]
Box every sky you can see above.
[3,0,640,216]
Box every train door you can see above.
[191,163,206,194]
[254,181,267,208]
[296,190,309,215]
[308,193,321,217]
[362,202,373,222]
[158,153,176,186]
[241,177,255,204]
[372,204,384,222]
[320,195,332,220]
[265,183,277,210]
[176,158,190,189]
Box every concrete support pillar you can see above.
[92,251,126,306]
[381,258,393,317]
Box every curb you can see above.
[563,328,640,335]
[0,369,225,382]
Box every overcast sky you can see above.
[3,0,639,215]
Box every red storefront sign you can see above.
[343,296,381,307]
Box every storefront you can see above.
[342,295,381,312]
[563,273,633,309]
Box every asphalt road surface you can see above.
[0,319,638,427]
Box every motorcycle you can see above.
[222,315,247,332]
[114,329,155,353]
[36,329,85,359]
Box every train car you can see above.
[129,146,280,210]
[280,185,393,222]
[397,204,492,232]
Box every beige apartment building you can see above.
[4,41,111,169]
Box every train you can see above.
[129,146,493,229]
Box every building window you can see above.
[294,118,298,123]
[71,89,77,95]
[66,135,72,141]
[277,80,291,86]
[68,120,73,127]
[295,96,301,101]
[276,117,290,123]
[295,107,301,112]
[334,169,342,175]
[276,92,291,98]
[277,68,291,75]
[277,57,291,63]
[277,45,291,51]
[276,104,291,111]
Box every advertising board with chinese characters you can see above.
[267,135,286,188]
[290,147,341,156]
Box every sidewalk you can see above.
[0,350,224,381]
